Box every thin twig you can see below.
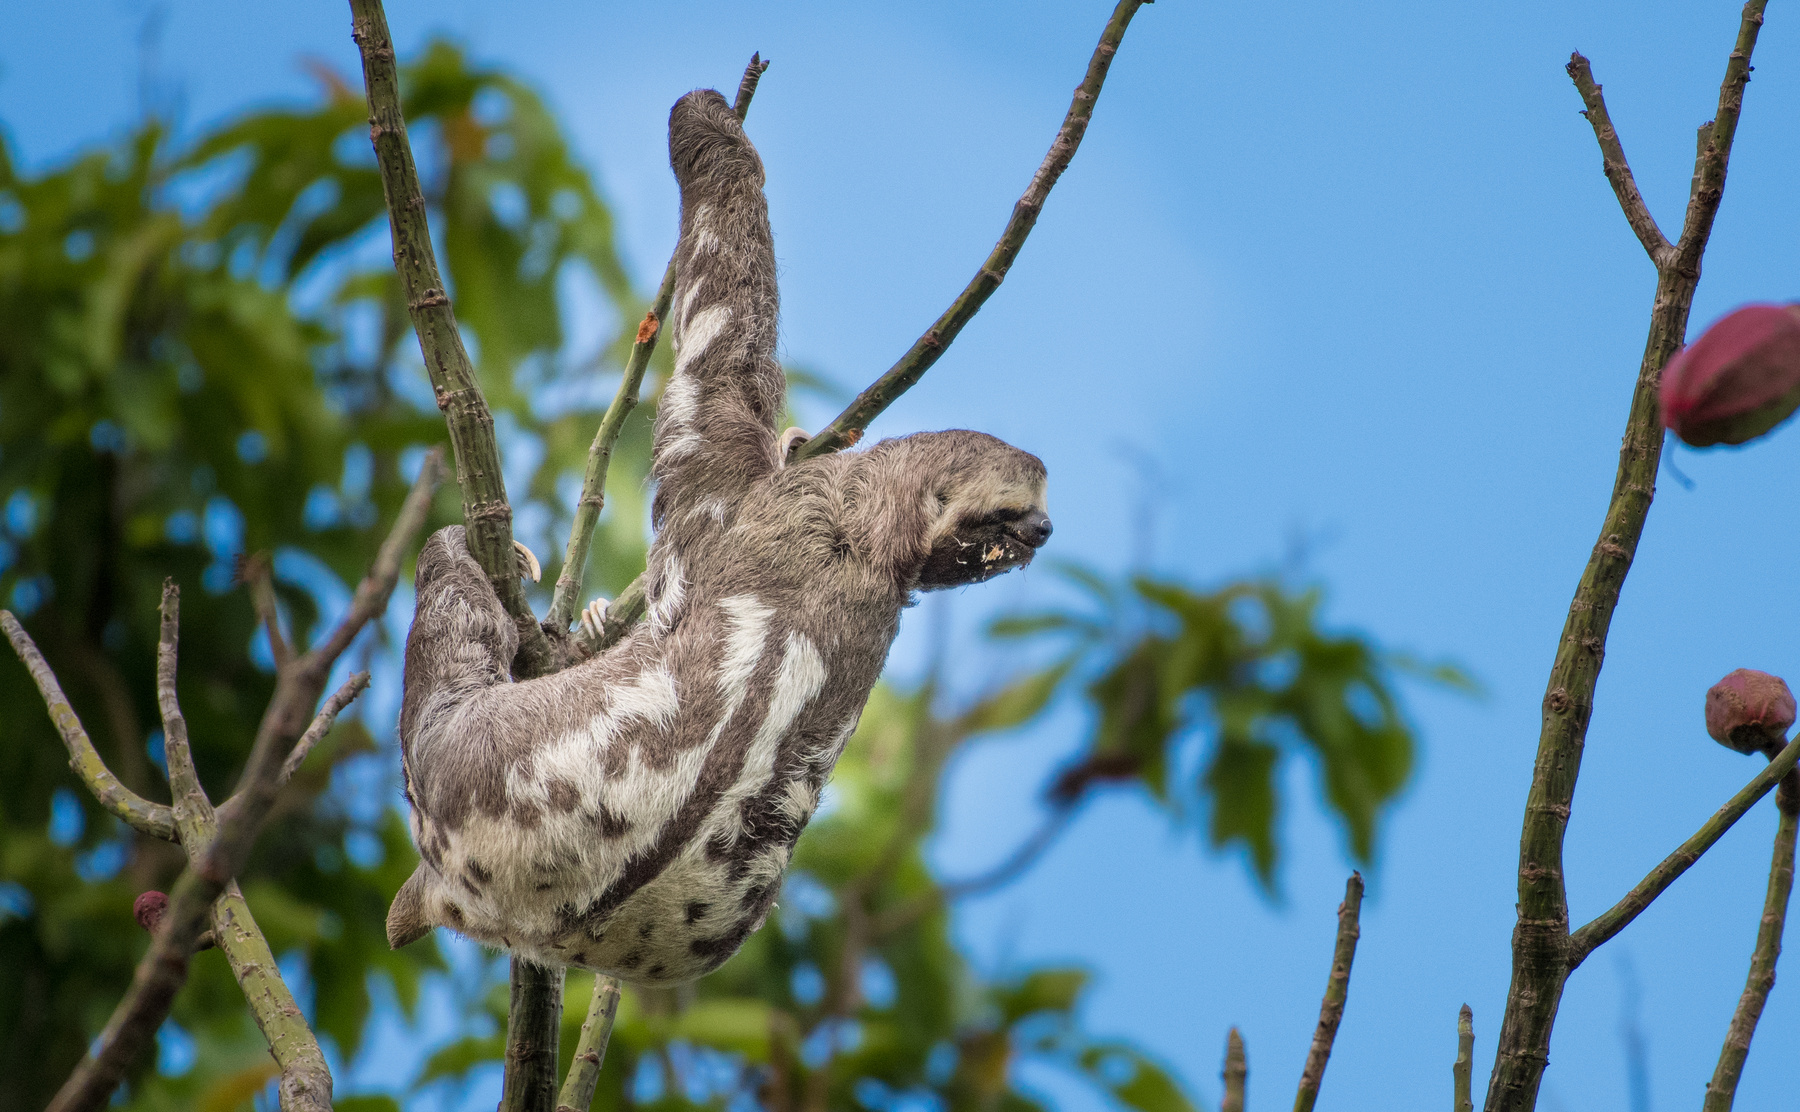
[306,447,445,671]
[562,54,769,645]
[243,552,292,670]
[347,0,554,674]
[1222,1028,1247,1112]
[549,267,673,633]
[1703,771,1799,1111]
[940,804,1076,901]
[556,975,622,1112]
[1568,732,1800,961]
[157,581,210,845]
[1455,1005,1474,1112]
[276,672,362,791]
[1293,872,1364,1112]
[794,0,1149,460]
[1487,7,1768,1109]
[1565,54,1672,264]
[2,612,176,842]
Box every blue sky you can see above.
[6,1,1800,1109]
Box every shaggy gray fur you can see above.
[389,89,1052,984]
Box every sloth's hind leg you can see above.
[399,525,518,775]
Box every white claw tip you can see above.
[512,540,542,583]
[580,597,611,640]
[779,427,811,464]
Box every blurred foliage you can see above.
[0,37,1447,1112]
[992,568,1472,889]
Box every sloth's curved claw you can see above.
[779,426,811,464]
[513,540,542,583]
[579,597,611,641]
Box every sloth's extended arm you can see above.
[652,91,783,533]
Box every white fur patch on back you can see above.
[648,555,686,635]
[716,596,773,709]
[660,374,700,432]
[675,305,730,373]
[709,631,829,850]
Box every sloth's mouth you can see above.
[916,510,1050,590]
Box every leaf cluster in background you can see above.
[993,567,1473,889]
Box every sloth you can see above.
[386,89,1052,985]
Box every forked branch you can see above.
[1487,6,1769,1108]
[1565,53,1671,264]
[1,612,175,842]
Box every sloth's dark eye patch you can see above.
[965,507,1029,529]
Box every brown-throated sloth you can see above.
[387,89,1052,985]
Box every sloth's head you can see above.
[896,430,1052,590]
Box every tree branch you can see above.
[1564,53,1671,264]
[550,266,673,634]
[793,0,1149,460]
[1454,1005,1474,1112]
[1221,1028,1247,1112]
[1568,732,1800,962]
[1293,872,1363,1112]
[347,0,554,674]
[556,975,622,1112]
[1486,7,1768,1109]
[501,959,565,1112]
[1703,771,1798,1112]
[2,612,176,842]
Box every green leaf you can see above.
[1075,1043,1198,1112]
[958,661,1073,736]
[993,968,1089,1024]
[1204,735,1281,887]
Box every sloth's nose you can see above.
[1013,511,1053,548]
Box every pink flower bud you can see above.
[1660,304,1800,447]
[132,890,168,933]
[1705,669,1796,755]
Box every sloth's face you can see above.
[917,452,1052,590]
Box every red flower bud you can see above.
[1705,669,1796,755]
[133,890,168,933]
[1660,304,1800,447]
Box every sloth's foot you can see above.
[513,540,541,583]
[779,426,811,464]
[579,597,610,641]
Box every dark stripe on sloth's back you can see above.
[568,631,785,932]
